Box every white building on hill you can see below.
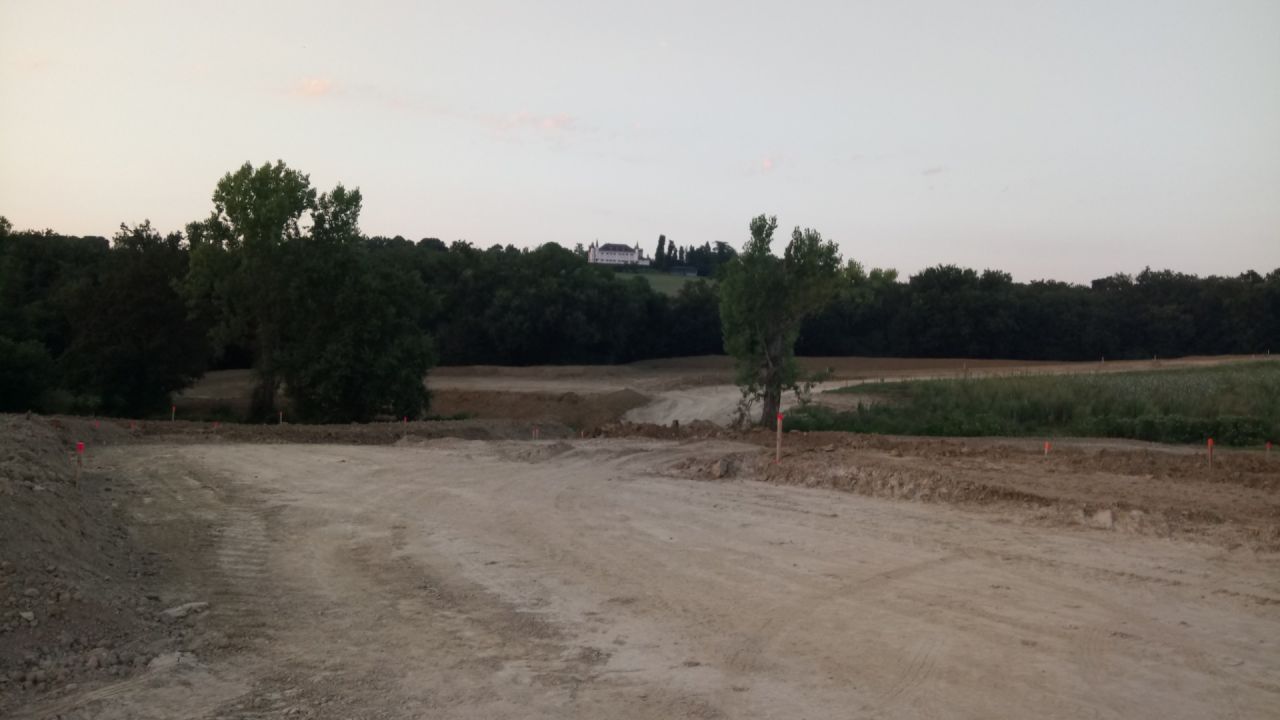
[587,241,649,266]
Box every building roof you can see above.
[598,243,635,252]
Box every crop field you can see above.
[796,360,1280,445]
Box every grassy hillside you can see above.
[611,268,703,296]
[788,360,1280,446]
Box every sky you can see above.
[1,0,1277,283]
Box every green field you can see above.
[612,269,703,296]
[788,360,1280,446]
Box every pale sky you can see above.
[2,0,1277,283]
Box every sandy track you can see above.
[18,439,1278,719]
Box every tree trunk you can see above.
[250,366,278,421]
[758,336,784,426]
[759,385,781,427]
[249,323,281,422]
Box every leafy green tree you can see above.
[797,261,899,356]
[186,166,438,422]
[277,212,437,421]
[185,161,316,419]
[666,279,722,356]
[0,230,109,359]
[719,214,841,425]
[59,222,209,415]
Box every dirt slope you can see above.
[0,416,207,704]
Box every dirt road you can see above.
[14,438,1278,719]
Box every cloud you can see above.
[293,77,334,98]
[496,111,577,134]
[921,165,946,176]
[21,57,56,73]
[743,155,782,175]
[306,81,588,147]
[849,151,898,163]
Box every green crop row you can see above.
[791,361,1280,446]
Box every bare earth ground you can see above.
[3,414,1278,719]
[4,356,1277,718]
[178,354,1263,428]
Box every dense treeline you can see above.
[0,186,723,419]
[2,161,1277,421]
[797,264,1280,360]
[374,238,722,365]
[650,234,738,277]
[0,222,208,416]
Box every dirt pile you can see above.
[0,416,199,705]
[596,418,729,440]
[496,441,577,463]
[431,388,649,429]
[620,425,1279,548]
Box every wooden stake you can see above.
[278,410,283,425]
[170,405,176,422]
[1208,438,1215,469]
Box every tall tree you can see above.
[655,234,667,269]
[719,214,841,425]
[185,161,316,419]
[61,222,209,414]
[276,186,436,421]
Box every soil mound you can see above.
[431,388,649,429]
[498,440,577,463]
[0,416,184,703]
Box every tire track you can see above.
[1039,571,1245,720]
[872,637,945,719]
[206,508,274,634]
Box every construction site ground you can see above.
[2,355,1277,718]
